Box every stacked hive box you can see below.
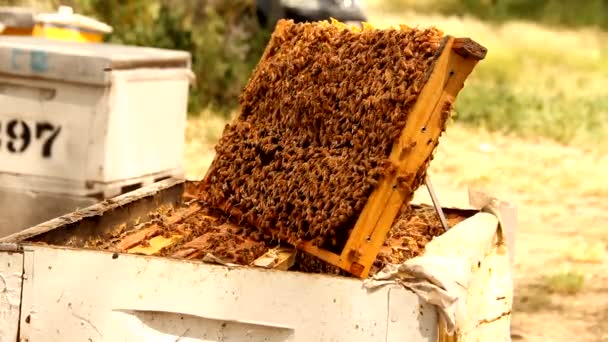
[0,37,192,236]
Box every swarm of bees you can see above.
[199,19,445,250]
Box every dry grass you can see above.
[184,109,234,180]
[542,271,586,295]
[366,10,608,145]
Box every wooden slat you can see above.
[127,234,183,255]
[170,247,200,259]
[166,202,204,225]
[300,36,485,278]
[298,242,341,265]
[438,315,458,342]
[169,234,214,259]
[116,225,161,251]
[347,37,483,278]
[116,202,203,252]
[252,246,297,271]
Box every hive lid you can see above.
[35,6,113,34]
[0,6,36,29]
[0,36,191,85]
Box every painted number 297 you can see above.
[0,120,61,158]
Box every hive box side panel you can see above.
[0,75,106,182]
[19,245,437,342]
[0,178,184,246]
[0,187,97,238]
[0,251,23,342]
[96,68,189,183]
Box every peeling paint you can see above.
[475,311,512,327]
[0,271,22,306]
[0,252,24,342]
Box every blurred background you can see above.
[1,0,607,341]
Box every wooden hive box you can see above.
[0,179,515,342]
[0,37,191,198]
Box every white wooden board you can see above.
[99,68,188,183]
[18,245,437,342]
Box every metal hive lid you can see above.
[0,36,191,86]
[0,6,36,29]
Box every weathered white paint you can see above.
[459,244,513,341]
[365,211,514,341]
[18,245,437,342]
[0,38,190,197]
[0,251,23,342]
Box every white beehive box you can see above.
[0,36,192,197]
[0,245,439,342]
[0,179,516,342]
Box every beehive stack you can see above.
[200,19,446,251]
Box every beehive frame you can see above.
[297,36,487,278]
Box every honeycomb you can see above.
[199,19,446,250]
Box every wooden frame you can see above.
[298,36,487,278]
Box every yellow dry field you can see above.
[184,11,608,342]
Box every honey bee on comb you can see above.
[199,19,445,251]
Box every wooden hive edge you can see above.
[452,37,487,60]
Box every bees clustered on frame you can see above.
[199,19,446,252]
[105,207,269,265]
[164,208,268,264]
[294,204,455,276]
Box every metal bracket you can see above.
[424,175,449,231]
